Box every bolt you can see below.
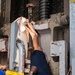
[26,3,34,22]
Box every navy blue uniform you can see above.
[30,50,52,75]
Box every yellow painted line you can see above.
[6,70,24,75]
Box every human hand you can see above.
[25,23,41,50]
[0,65,7,70]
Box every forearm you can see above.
[32,34,41,50]
[32,41,41,50]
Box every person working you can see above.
[25,23,52,75]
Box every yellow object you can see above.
[72,0,75,2]
[6,70,24,75]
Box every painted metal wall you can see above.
[70,0,75,65]
[70,1,75,75]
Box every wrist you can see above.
[34,46,41,50]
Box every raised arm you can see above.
[25,23,41,75]
[25,23,41,50]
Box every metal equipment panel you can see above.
[50,41,67,75]
[70,1,75,65]
[9,21,18,70]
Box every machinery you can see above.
[7,11,69,75]
[0,0,71,75]
[9,17,29,74]
[0,15,69,75]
